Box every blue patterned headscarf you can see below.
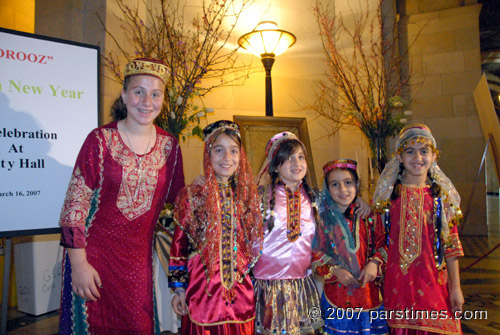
[313,160,361,289]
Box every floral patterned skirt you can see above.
[254,275,324,335]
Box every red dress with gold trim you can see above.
[59,122,184,335]
[312,204,388,334]
[168,182,255,335]
[383,185,464,335]
[313,206,387,310]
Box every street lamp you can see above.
[238,21,296,116]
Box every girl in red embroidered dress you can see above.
[372,124,464,335]
[168,120,262,335]
[312,159,388,335]
[59,58,185,335]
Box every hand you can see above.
[332,268,360,287]
[449,285,464,314]
[70,260,102,301]
[446,256,464,314]
[354,197,370,218]
[172,291,188,315]
[358,261,378,287]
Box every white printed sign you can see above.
[0,28,99,236]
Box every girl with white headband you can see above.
[373,124,464,335]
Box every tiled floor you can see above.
[460,235,500,334]
[3,195,500,334]
[459,194,500,335]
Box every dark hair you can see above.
[209,128,241,147]
[268,139,305,177]
[428,170,441,198]
[266,139,320,232]
[209,128,242,190]
[325,167,360,200]
[390,163,440,200]
[110,77,131,121]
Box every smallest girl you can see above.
[313,159,388,335]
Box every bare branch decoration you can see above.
[99,0,257,140]
[311,0,422,172]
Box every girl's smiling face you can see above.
[327,169,358,212]
[397,141,436,186]
[209,133,240,183]
[121,75,165,126]
[277,147,307,189]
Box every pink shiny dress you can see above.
[384,185,463,335]
[253,182,323,335]
[59,122,184,335]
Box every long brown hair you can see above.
[110,77,131,121]
[266,139,320,232]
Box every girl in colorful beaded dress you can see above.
[59,58,185,335]
[252,131,324,335]
[372,124,464,335]
[168,120,263,335]
[312,159,388,335]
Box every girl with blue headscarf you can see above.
[313,159,388,335]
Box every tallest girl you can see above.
[59,58,185,334]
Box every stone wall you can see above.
[401,1,486,234]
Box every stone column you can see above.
[401,1,486,234]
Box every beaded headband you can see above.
[323,159,357,176]
[203,120,240,143]
[265,131,302,161]
[395,123,437,155]
[256,131,305,186]
[124,58,169,83]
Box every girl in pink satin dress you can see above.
[253,132,324,335]
[168,120,263,335]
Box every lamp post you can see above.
[238,21,296,116]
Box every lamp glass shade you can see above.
[238,21,296,57]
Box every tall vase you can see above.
[367,136,388,197]
[368,136,388,174]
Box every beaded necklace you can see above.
[122,124,154,198]
[218,183,239,304]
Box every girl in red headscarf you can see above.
[168,120,263,335]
